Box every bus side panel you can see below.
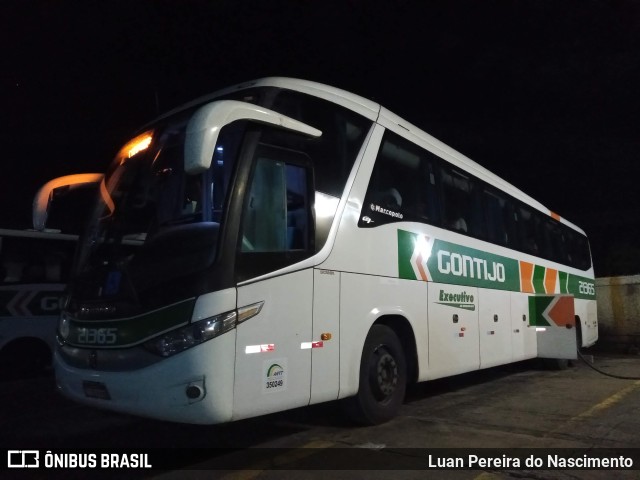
[310,268,340,404]
[510,292,537,361]
[478,288,512,369]
[0,284,65,345]
[0,315,58,353]
[427,282,479,380]
[232,269,313,421]
[338,272,428,399]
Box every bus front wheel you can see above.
[345,325,406,425]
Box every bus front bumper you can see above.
[54,332,236,425]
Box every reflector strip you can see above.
[245,344,275,354]
[300,341,324,349]
[535,327,547,332]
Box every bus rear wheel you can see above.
[345,325,406,425]
[0,338,52,380]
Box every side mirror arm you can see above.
[33,173,103,231]
[184,100,322,174]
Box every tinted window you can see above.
[0,234,76,284]
[236,143,314,281]
[441,166,482,237]
[241,158,310,253]
[270,91,372,198]
[357,130,592,271]
[483,188,512,247]
[360,131,440,227]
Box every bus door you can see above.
[234,271,313,420]
[232,142,316,420]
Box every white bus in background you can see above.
[50,78,597,425]
[0,229,76,378]
[0,174,99,379]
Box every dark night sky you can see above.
[2,0,640,276]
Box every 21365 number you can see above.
[77,327,118,345]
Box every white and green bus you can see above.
[0,229,75,378]
[0,174,99,379]
[52,78,597,425]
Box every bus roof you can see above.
[153,77,585,235]
[375,107,585,235]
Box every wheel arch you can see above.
[0,336,52,357]
[575,314,583,348]
[372,314,419,384]
[0,336,53,379]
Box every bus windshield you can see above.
[68,85,374,318]
[72,111,241,314]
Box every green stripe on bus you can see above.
[397,229,419,281]
[529,296,554,326]
[427,239,520,291]
[559,271,569,294]
[65,298,195,347]
[396,229,596,300]
[533,265,546,293]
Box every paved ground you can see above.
[2,352,640,479]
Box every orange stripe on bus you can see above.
[550,211,561,221]
[520,261,535,293]
[544,268,557,294]
[548,296,576,327]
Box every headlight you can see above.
[143,310,237,357]
[58,313,70,344]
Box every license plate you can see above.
[83,380,111,400]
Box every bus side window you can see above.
[571,231,591,270]
[270,91,372,199]
[23,258,46,282]
[418,159,440,224]
[543,219,567,264]
[285,164,310,250]
[502,202,517,249]
[0,235,76,285]
[516,206,542,255]
[441,167,480,236]
[483,188,509,247]
[236,143,314,281]
[359,130,439,227]
[241,158,309,252]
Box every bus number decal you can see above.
[77,327,118,345]
[578,281,595,296]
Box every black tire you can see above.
[344,325,406,425]
[0,339,52,380]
